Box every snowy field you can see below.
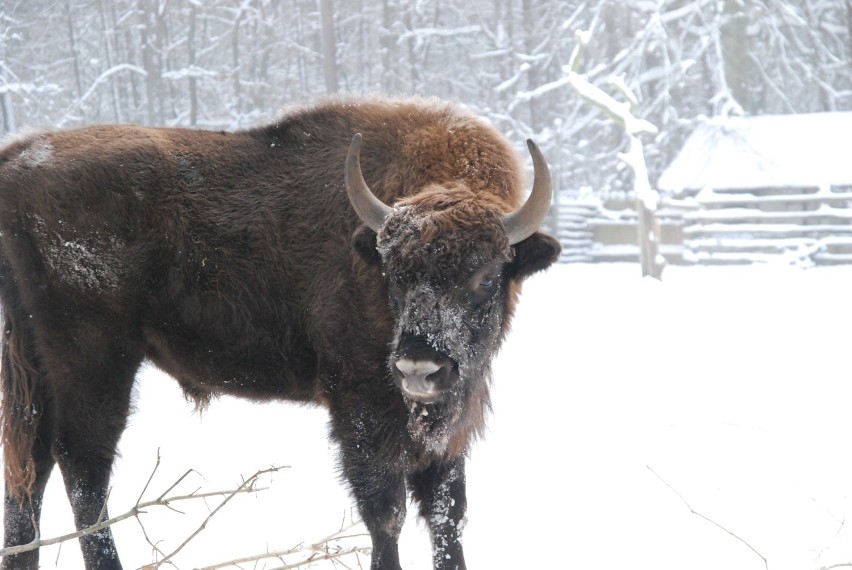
[6,262,852,569]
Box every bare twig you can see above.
[266,546,371,570]
[0,497,146,557]
[200,545,371,570]
[0,458,285,561]
[136,514,170,565]
[145,465,282,568]
[197,514,371,570]
[137,449,163,505]
[156,468,199,503]
[648,465,769,570]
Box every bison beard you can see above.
[0,96,560,570]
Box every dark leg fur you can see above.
[1,297,141,570]
[331,404,407,570]
[353,470,406,570]
[409,458,468,570]
[47,330,141,570]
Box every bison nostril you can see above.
[426,362,451,384]
[395,358,440,379]
[394,358,451,402]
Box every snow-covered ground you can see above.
[7,262,852,569]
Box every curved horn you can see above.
[345,133,392,233]
[502,139,553,245]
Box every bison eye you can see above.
[467,266,502,306]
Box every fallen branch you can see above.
[648,465,768,570]
[0,452,285,562]
[145,464,284,568]
[197,512,371,570]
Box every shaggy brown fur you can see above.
[0,96,560,570]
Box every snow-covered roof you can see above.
[658,112,852,193]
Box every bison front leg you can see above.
[349,467,406,570]
[409,457,468,570]
[332,413,407,570]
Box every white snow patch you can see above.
[7,264,852,569]
[11,136,53,169]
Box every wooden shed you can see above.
[658,112,852,264]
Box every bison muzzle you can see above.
[0,97,560,570]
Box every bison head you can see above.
[345,134,560,455]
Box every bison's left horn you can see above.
[502,139,553,245]
[345,133,392,233]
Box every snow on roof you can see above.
[658,112,852,193]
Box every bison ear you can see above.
[507,231,561,281]
[352,225,382,266]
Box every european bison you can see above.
[0,97,560,569]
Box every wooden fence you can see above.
[553,184,852,265]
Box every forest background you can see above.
[1,0,850,198]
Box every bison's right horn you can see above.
[345,133,392,233]
[502,139,553,245]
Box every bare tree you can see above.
[320,0,338,94]
[0,0,848,201]
[721,0,750,113]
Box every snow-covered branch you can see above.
[396,25,482,45]
[57,64,148,128]
[162,65,220,81]
[0,82,61,96]
[565,28,664,278]
[564,30,658,138]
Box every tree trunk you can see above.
[294,0,308,97]
[1,93,15,133]
[633,141,665,280]
[65,0,84,104]
[188,3,198,126]
[522,0,539,130]
[0,7,14,133]
[721,0,750,113]
[97,0,121,122]
[320,0,339,94]
[139,0,161,124]
[232,6,244,120]
[848,0,852,39]
[382,0,394,92]
[403,7,418,91]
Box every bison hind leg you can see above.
[1,306,57,569]
[2,295,143,570]
[46,324,142,570]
